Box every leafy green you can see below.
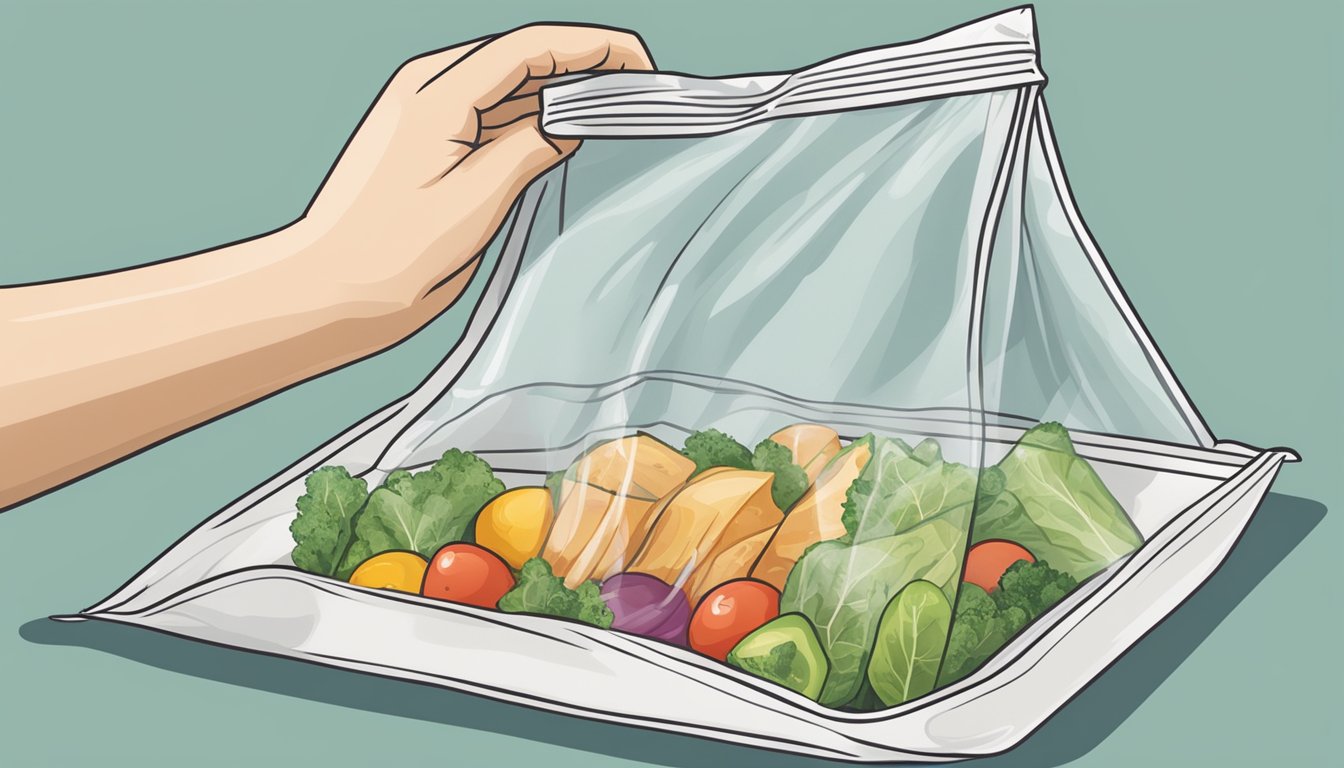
[844,679,886,712]
[867,580,953,706]
[497,558,614,628]
[780,510,970,707]
[938,584,1027,685]
[995,558,1078,618]
[750,439,810,511]
[335,449,504,577]
[969,466,1049,550]
[573,582,614,627]
[989,422,1143,581]
[681,428,753,475]
[289,467,369,577]
[936,423,1128,685]
[841,436,978,544]
[938,561,1078,686]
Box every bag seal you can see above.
[541,7,1044,138]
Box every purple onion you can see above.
[599,572,691,646]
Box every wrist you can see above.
[285,217,421,314]
[260,220,422,355]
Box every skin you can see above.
[0,25,655,511]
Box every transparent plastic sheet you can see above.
[73,8,1294,760]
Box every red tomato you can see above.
[689,579,781,661]
[964,540,1035,593]
[422,543,515,608]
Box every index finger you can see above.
[418,24,653,110]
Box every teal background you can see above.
[1,0,1338,765]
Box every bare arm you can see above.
[0,25,653,510]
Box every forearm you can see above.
[0,224,423,509]
[0,25,652,511]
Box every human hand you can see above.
[297,25,654,333]
[0,25,653,509]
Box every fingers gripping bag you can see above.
[73,8,1295,761]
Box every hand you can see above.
[0,25,653,510]
[297,25,654,333]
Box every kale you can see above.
[938,560,1077,686]
[939,584,1028,685]
[497,557,614,628]
[335,449,504,578]
[289,467,369,577]
[995,558,1078,619]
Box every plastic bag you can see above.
[73,8,1294,760]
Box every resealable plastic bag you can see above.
[75,8,1294,760]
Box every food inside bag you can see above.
[76,8,1296,760]
[289,419,1143,709]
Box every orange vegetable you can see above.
[422,543,515,608]
[689,579,781,661]
[964,540,1035,593]
[628,468,783,604]
[543,434,695,588]
[768,424,841,485]
[348,551,428,594]
[475,486,554,569]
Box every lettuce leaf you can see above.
[867,580,953,706]
[780,510,970,707]
[841,436,978,544]
[987,423,1143,581]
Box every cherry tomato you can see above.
[964,540,1035,593]
[422,543,515,608]
[689,578,781,661]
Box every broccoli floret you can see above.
[681,428,752,475]
[498,558,614,628]
[994,559,1078,621]
[573,581,612,628]
[751,439,809,511]
[938,561,1078,686]
[938,584,1028,685]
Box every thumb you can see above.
[450,120,579,211]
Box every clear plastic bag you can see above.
[75,8,1293,760]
